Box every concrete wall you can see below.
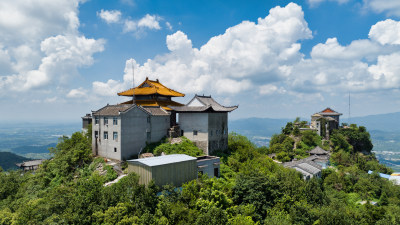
[152,160,197,186]
[179,113,209,154]
[150,116,170,143]
[207,113,228,154]
[120,108,150,160]
[93,107,170,161]
[127,159,197,186]
[196,156,220,178]
[92,116,122,160]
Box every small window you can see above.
[104,131,108,139]
[113,132,118,141]
[193,130,198,136]
[95,117,99,125]
[114,147,117,152]
[95,131,99,138]
[113,117,118,125]
[104,117,108,125]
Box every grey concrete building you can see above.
[92,104,170,161]
[196,155,221,178]
[311,107,342,139]
[171,95,238,155]
[81,114,92,133]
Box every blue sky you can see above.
[1,0,400,123]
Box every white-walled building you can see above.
[171,95,238,155]
[92,104,170,160]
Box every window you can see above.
[95,117,99,125]
[114,147,117,152]
[214,168,219,177]
[104,117,108,125]
[104,131,108,139]
[113,117,118,125]
[113,132,118,141]
[95,131,99,138]
[193,130,198,136]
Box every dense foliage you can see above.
[153,137,204,157]
[0,124,399,224]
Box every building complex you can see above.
[87,77,237,161]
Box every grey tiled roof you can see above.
[92,104,133,116]
[93,104,169,116]
[283,155,322,176]
[142,106,170,116]
[295,163,321,175]
[308,146,329,155]
[16,159,46,167]
[170,95,238,112]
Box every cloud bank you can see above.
[0,0,105,96]
[92,3,400,103]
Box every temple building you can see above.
[170,95,238,155]
[310,107,342,139]
[89,78,237,161]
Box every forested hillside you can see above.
[0,152,30,171]
[1,124,400,224]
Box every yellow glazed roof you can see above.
[118,78,185,97]
[120,99,184,111]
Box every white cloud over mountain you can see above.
[0,0,104,95]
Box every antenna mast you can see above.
[132,61,135,105]
[348,92,351,125]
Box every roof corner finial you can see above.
[145,77,148,80]
[156,78,159,82]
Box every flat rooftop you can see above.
[127,154,196,167]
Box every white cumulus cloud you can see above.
[67,87,88,98]
[97,9,122,24]
[363,0,400,17]
[138,14,161,30]
[0,0,105,96]
[369,19,400,45]
[93,3,312,97]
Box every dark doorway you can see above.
[214,168,219,177]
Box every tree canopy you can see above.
[0,124,399,224]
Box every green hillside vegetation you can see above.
[144,136,204,157]
[1,124,400,224]
[0,152,30,171]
